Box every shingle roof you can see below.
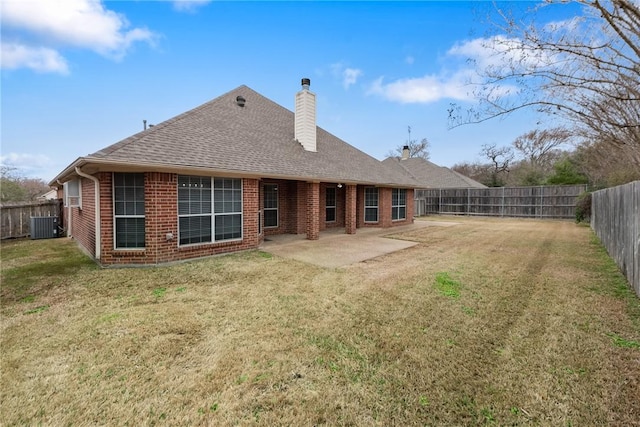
[56,85,417,187]
[382,157,487,189]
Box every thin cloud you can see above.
[368,36,534,104]
[1,42,69,74]
[405,56,415,65]
[368,73,473,104]
[330,63,363,89]
[342,68,363,89]
[1,152,54,178]
[173,0,212,13]
[448,36,551,71]
[1,0,156,72]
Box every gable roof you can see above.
[51,85,417,188]
[382,157,487,189]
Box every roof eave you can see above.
[49,158,418,188]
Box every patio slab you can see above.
[259,219,458,268]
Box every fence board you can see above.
[415,185,587,219]
[591,181,640,298]
[1,201,62,239]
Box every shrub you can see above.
[575,192,592,223]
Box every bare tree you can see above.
[0,166,50,203]
[452,161,492,185]
[387,126,431,160]
[481,143,514,187]
[449,0,640,169]
[512,127,572,169]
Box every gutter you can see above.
[74,167,101,260]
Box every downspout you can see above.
[57,179,71,238]
[75,167,101,260]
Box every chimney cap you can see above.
[301,78,311,88]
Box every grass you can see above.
[1,217,639,426]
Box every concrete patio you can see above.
[259,219,458,268]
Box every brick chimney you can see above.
[295,78,317,152]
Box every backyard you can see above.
[1,217,638,426]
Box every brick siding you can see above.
[67,172,414,265]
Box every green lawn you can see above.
[1,217,638,426]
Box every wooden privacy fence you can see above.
[1,201,62,239]
[414,185,588,219]
[591,181,640,298]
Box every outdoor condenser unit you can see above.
[30,216,59,240]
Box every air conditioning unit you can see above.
[30,216,59,240]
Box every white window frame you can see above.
[364,187,379,223]
[64,179,82,208]
[392,188,407,221]
[177,176,243,246]
[113,173,145,249]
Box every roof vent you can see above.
[236,96,246,107]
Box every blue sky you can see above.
[1,0,581,181]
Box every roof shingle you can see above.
[382,157,486,189]
[73,85,417,187]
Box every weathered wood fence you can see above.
[591,181,640,298]
[415,185,587,219]
[1,201,62,239]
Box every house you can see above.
[37,189,59,201]
[49,79,418,265]
[382,149,486,189]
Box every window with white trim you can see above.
[392,188,407,220]
[113,173,145,249]
[364,187,378,222]
[64,179,82,207]
[263,184,278,228]
[325,187,336,222]
[178,176,242,245]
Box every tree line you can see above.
[448,0,639,189]
[452,126,639,188]
[1,166,51,204]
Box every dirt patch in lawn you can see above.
[1,217,638,426]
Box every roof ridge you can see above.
[91,85,254,158]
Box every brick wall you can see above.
[379,187,393,228]
[355,185,414,229]
[295,181,307,234]
[306,182,320,240]
[68,171,414,265]
[345,184,357,234]
[68,176,96,257]
[99,173,261,265]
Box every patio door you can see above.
[263,184,278,228]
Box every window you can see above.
[64,179,81,207]
[113,173,145,249]
[325,187,336,222]
[213,178,242,241]
[177,176,242,245]
[263,184,278,228]
[364,187,378,222]
[392,188,407,220]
